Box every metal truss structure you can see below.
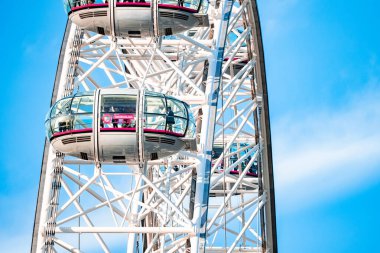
[32,0,277,252]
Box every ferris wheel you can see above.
[31,0,277,252]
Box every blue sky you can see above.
[1,0,380,252]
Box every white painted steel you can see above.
[32,0,277,252]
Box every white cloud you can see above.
[272,86,380,211]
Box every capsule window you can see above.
[102,95,136,113]
[50,114,74,134]
[144,95,166,131]
[65,0,104,12]
[169,117,187,135]
[145,96,166,114]
[186,106,196,138]
[72,114,93,131]
[63,0,72,13]
[145,114,167,131]
[166,98,186,118]
[101,95,137,128]
[71,96,94,114]
[45,121,53,139]
[64,0,207,14]
[50,98,71,118]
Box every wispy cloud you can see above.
[272,85,380,211]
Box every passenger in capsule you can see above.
[74,0,84,7]
[58,121,67,132]
[57,105,72,132]
[58,115,72,132]
[166,107,175,132]
[110,106,119,128]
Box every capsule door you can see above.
[98,91,138,163]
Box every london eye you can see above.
[31,0,277,252]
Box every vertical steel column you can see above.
[190,1,233,252]
[127,168,144,253]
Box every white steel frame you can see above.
[32,0,277,252]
